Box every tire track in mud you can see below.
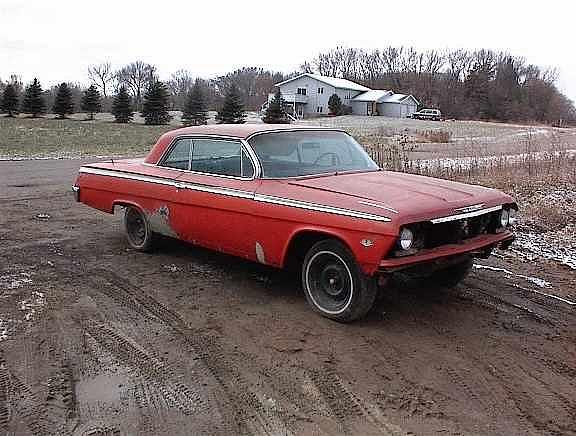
[477,350,576,436]
[81,319,206,417]
[412,286,576,436]
[87,269,406,435]
[13,325,80,436]
[0,355,10,432]
[79,268,294,435]
[307,365,404,435]
[464,275,572,327]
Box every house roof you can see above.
[378,94,421,105]
[352,90,393,102]
[275,73,370,92]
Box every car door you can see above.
[159,136,261,259]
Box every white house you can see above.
[265,73,419,119]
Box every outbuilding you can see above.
[351,90,419,118]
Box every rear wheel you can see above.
[302,240,377,322]
[124,206,154,252]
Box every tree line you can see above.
[1,49,575,125]
[0,72,248,125]
[305,46,575,123]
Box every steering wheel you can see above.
[313,152,341,166]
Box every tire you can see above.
[428,258,473,288]
[302,239,377,322]
[123,206,155,252]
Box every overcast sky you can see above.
[1,0,574,103]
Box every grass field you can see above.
[0,116,173,159]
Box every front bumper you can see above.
[379,231,514,272]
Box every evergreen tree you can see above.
[141,80,172,125]
[81,85,102,120]
[1,84,19,117]
[52,83,75,119]
[262,89,289,124]
[216,84,245,124]
[21,78,46,117]
[328,93,342,115]
[111,86,134,123]
[182,80,209,126]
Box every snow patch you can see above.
[0,319,7,341]
[473,263,551,288]
[0,272,34,290]
[19,291,46,321]
[514,229,576,270]
[412,149,576,171]
[511,285,576,306]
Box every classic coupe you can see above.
[73,125,517,322]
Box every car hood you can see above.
[286,170,511,222]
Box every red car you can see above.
[73,125,517,322]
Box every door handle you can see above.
[175,182,185,191]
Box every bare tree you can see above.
[116,61,157,111]
[88,62,114,98]
[299,61,313,74]
[167,70,195,109]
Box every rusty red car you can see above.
[73,124,517,322]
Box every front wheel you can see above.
[302,240,377,322]
[124,206,155,252]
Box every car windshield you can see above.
[248,130,379,178]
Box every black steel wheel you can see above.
[124,206,154,252]
[302,239,377,322]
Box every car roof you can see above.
[144,124,343,164]
[162,124,337,140]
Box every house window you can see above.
[317,106,323,113]
[297,87,307,96]
[317,87,324,94]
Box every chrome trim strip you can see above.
[358,200,399,214]
[431,205,502,224]
[254,194,391,222]
[79,167,390,222]
[79,167,254,199]
[80,167,177,187]
[454,203,485,213]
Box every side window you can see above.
[191,139,254,178]
[161,139,191,170]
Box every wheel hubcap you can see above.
[305,251,354,315]
[126,209,146,246]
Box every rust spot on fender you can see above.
[255,242,266,264]
[147,205,178,238]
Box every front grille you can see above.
[390,210,502,257]
[422,210,501,249]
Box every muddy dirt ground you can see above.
[1,159,575,436]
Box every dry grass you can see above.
[416,129,453,143]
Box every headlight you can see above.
[399,228,414,250]
[500,209,510,227]
[508,208,517,225]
